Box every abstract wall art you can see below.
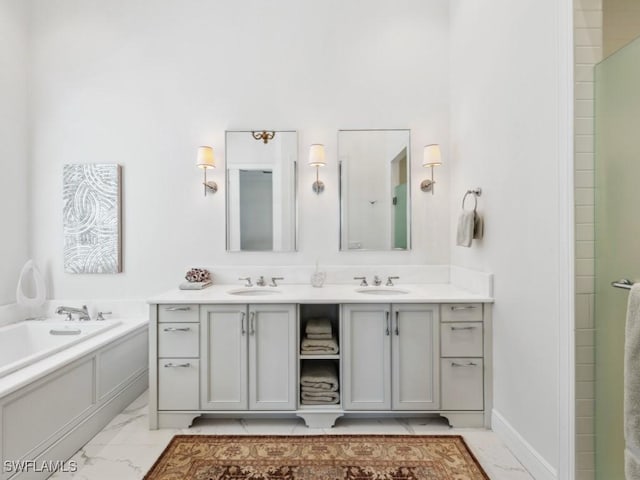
[63,164,122,273]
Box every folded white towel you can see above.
[301,337,339,354]
[306,318,332,335]
[306,333,333,340]
[625,284,640,479]
[301,391,340,404]
[456,210,475,247]
[300,362,339,391]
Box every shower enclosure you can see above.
[595,37,640,480]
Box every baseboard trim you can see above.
[492,409,558,480]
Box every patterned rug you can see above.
[143,435,490,480]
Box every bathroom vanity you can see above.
[148,283,493,429]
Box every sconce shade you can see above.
[309,144,326,167]
[423,144,442,167]
[196,146,215,169]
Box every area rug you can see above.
[143,435,490,480]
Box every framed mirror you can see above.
[339,129,411,251]
[226,130,297,252]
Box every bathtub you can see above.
[0,320,121,379]
[0,310,148,480]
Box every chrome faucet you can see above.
[256,276,267,287]
[270,277,284,287]
[354,276,368,287]
[373,275,382,286]
[56,305,91,321]
[386,276,400,286]
[239,277,253,287]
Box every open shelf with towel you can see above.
[298,304,341,409]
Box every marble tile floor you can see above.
[51,391,533,480]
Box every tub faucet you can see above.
[56,305,91,321]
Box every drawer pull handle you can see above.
[394,311,399,336]
[165,306,191,312]
[451,361,478,368]
[385,311,390,336]
[164,362,191,368]
[450,326,477,331]
[163,327,191,332]
[250,312,256,335]
[451,305,477,311]
[241,312,246,335]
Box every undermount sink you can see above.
[227,288,282,296]
[356,287,410,295]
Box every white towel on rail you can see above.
[625,284,640,479]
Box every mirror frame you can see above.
[225,130,299,252]
[338,128,412,252]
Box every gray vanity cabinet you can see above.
[200,304,296,411]
[342,304,439,411]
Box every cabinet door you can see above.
[248,304,297,410]
[342,304,391,410]
[200,305,248,410]
[392,304,440,410]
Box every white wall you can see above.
[449,1,573,478]
[28,0,451,299]
[0,0,29,305]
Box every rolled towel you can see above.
[301,391,340,404]
[456,210,475,247]
[306,318,332,335]
[625,284,640,479]
[300,362,339,392]
[306,332,333,340]
[301,337,339,354]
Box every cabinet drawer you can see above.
[441,322,482,357]
[441,358,483,411]
[158,304,198,323]
[158,359,199,410]
[441,304,483,322]
[158,323,199,357]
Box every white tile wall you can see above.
[574,1,601,478]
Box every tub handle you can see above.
[165,306,191,312]
[164,362,191,368]
[163,327,191,332]
[50,329,81,336]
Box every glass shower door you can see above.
[595,37,640,480]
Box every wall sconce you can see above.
[252,130,276,144]
[421,144,442,195]
[196,146,217,196]
[309,144,326,194]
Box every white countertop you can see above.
[147,283,494,304]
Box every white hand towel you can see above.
[306,318,332,335]
[300,362,339,391]
[301,337,339,354]
[625,284,640,479]
[456,210,475,247]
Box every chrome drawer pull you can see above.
[241,312,246,335]
[450,326,477,331]
[163,327,191,332]
[451,361,478,368]
[249,312,256,335]
[165,306,191,312]
[385,311,390,336]
[164,362,191,368]
[394,311,399,336]
[451,305,477,311]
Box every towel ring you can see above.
[462,188,482,210]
